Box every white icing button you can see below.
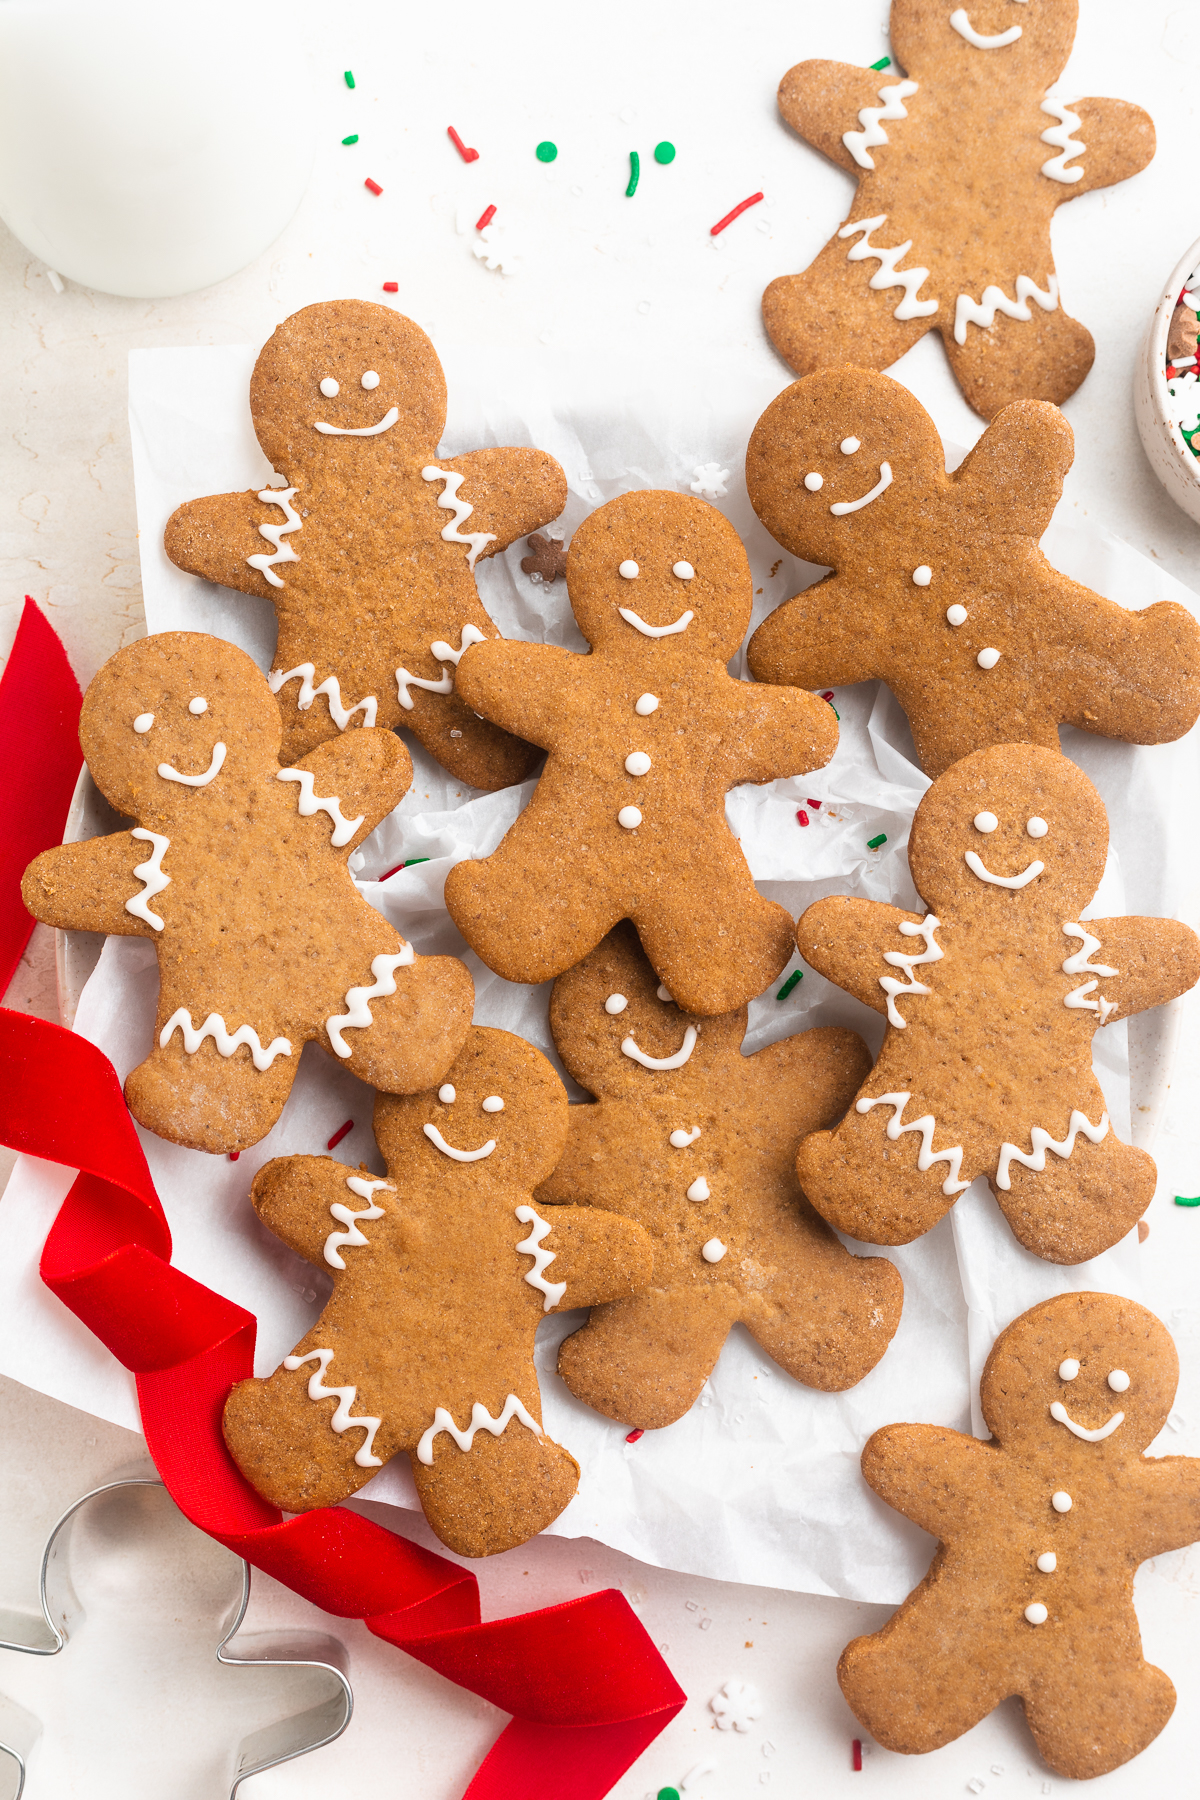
[1051,1490,1072,1513]
[482,1095,504,1113]
[672,561,694,579]
[1037,1552,1057,1573]
[625,751,652,776]
[840,437,861,454]
[912,565,932,587]
[701,1237,727,1263]
[1027,816,1049,839]
[1058,1359,1080,1381]
[361,370,380,389]
[605,994,628,1015]
[438,1084,456,1103]
[657,984,674,1003]
[635,693,659,715]
[977,647,1002,670]
[804,471,824,491]
[133,713,154,733]
[973,812,999,834]
[618,806,643,829]
[319,377,340,397]
[669,1128,699,1147]
[1108,1369,1130,1392]
[946,604,968,626]
[619,560,640,579]
[188,696,208,715]
[687,1177,711,1202]
[1024,1603,1048,1626]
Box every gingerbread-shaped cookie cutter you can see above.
[0,1473,352,1797]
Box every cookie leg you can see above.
[1023,1658,1175,1779]
[940,307,1094,421]
[222,1368,384,1512]
[125,1039,296,1155]
[411,1418,580,1556]
[992,1130,1156,1265]
[796,1110,963,1246]
[839,1596,1012,1754]
[747,1248,903,1390]
[632,862,794,1015]
[333,951,475,1094]
[557,1289,735,1430]
[762,232,934,378]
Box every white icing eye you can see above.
[657,984,674,1003]
[618,560,640,579]
[438,1084,456,1103]
[973,812,999,834]
[133,713,154,733]
[1108,1368,1130,1392]
[840,437,861,454]
[977,647,1002,670]
[605,994,628,1014]
[803,472,824,492]
[618,805,643,829]
[482,1095,504,1112]
[946,604,968,626]
[361,370,380,389]
[1051,1490,1072,1512]
[625,751,652,776]
[1058,1358,1080,1381]
[912,566,932,587]
[319,377,340,397]
[635,693,659,715]
[1027,816,1048,838]
[672,561,695,579]
[188,696,208,715]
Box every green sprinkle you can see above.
[777,970,803,1001]
[404,857,430,867]
[867,833,887,850]
[1175,1194,1200,1207]
[626,150,640,197]
[342,134,359,146]
[344,70,356,88]
[870,56,892,71]
[657,1790,682,1800]
[654,140,676,165]
[536,140,558,163]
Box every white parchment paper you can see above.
[0,346,1195,1602]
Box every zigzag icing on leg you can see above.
[416,1393,543,1466]
[838,215,939,321]
[954,274,1059,345]
[856,1090,970,1195]
[269,662,378,729]
[284,1347,383,1467]
[159,1008,292,1070]
[995,1110,1109,1191]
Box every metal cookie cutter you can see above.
[0,1472,352,1797]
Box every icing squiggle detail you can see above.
[283,1347,383,1466]
[514,1204,567,1311]
[949,8,1022,48]
[429,623,487,664]
[954,274,1059,345]
[269,663,378,730]
[618,607,694,638]
[1039,98,1086,183]
[838,216,939,321]
[1049,1400,1124,1443]
[879,915,943,1028]
[830,463,893,516]
[158,742,226,787]
[323,1175,393,1269]
[247,487,302,588]
[843,79,919,170]
[326,947,416,1057]
[125,828,170,931]
[276,767,364,847]
[396,624,489,711]
[965,850,1044,889]
[416,1394,543,1466]
[995,1110,1109,1190]
[621,1026,698,1070]
[160,1008,292,1070]
[423,1123,496,1162]
[421,466,497,570]
[1062,923,1119,1021]
[856,1092,970,1195]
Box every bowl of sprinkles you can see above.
[1136,232,1200,524]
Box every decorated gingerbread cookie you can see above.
[764,5,1155,418]
[223,1027,653,1557]
[535,924,902,1429]
[793,743,1200,1264]
[839,1291,1200,1778]
[746,369,1200,778]
[22,633,473,1154]
[443,491,839,1015]
[164,300,567,788]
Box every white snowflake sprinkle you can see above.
[710,1678,764,1731]
[690,461,730,500]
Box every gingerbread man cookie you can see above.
[443,491,838,1015]
[839,1291,1200,1778]
[164,300,567,788]
[793,743,1200,1264]
[534,924,902,1429]
[223,1027,653,1557]
[746,369,1200,778]
[764,4,1155,418]
[22,633,473,1154]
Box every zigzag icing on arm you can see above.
[1039,98,1086,183]
[269,663,377,729]
[843,79,919,170]
[429,624,487,664]
[283,1347,383,1466]
[125,828,170,930]
[856,1091,971,1195]
[276,767,364,846]
[995,1110,1109,1190]
[421,466,497,570]
[323,1175,394,1269]
[246,487,302,588]
[838,216,939,321]
[326,948,415,1058]
[514,1204,567,1311]
[396,624,488,710]
[1061,923,1119,1021]
[954,274,1058,345]
[159,1008,292,1070]
[416,1394,543,1466]
[879,915,943,1028]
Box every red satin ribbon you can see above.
[0,607,683,1797]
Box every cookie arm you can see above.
[747,574,889,690]
[250,1154,384,1269]
[719,683,839,787]
[453,639,573,749]
[1049,99,1155,201]
[284,731,413,847]
[777,61,894,174]
[1069,918,1200,1021]
[533,1206,654,1310]
[861,1423,997,1537]
[795,897,928,1015]
[1130,1458,1200,1560]
[164,490,293,600]
[427,449,567,560]
[952,402,1073,538]
[22,834,162,937]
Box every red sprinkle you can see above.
[327,1119,354,1151]
[364,177,383,196]
[382,281,398,293]
[796,809,809,827]
[710,191,764,236]
[625,1428,644,1444]
[228,1152,240,1162]
[807,798,822,809]
[820,691,835,702]
[852,1739,863,1772]
[475,203,497,231]
[379,861,405,882]
[448,125,479,163]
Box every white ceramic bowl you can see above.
[1135,232,1200,525]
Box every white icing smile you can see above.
[1049,1401,1125,1443]
[621,1025,698,1070]
[830,462,893,516]
[618,606,694,638]
[423,1122,496,1161]
[949,8,1023,48]
[314,406,401,436]
[964,850,1044,888]
[157,742,226,787]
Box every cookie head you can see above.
[249,300,448,471]
[375,1025,569,1190]
[890,0,1077,85]
[981,1292,1177,1458]
[907,744,1107,919]
[79,632,280,820]
[565,491,752,659]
